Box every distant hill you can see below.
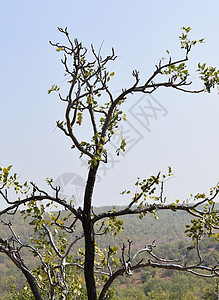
[93,206,193,247]
[0,206,216,296]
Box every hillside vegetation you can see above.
[0,206,218,299]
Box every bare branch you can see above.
[0,191,83,221]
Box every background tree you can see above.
[0,27,219,300]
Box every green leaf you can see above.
[48,84,60,94]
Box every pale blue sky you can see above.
[1,1,219,208]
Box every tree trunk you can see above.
[0,238,43,300]
[83,218,97,300]
[21,268,43,300]
[83,164,99,300]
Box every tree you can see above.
[0,26,219,300]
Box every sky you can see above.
[0,0,219,209]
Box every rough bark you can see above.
[21,268,43,300]
[0,237,43,300]
[83,164,99,300]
